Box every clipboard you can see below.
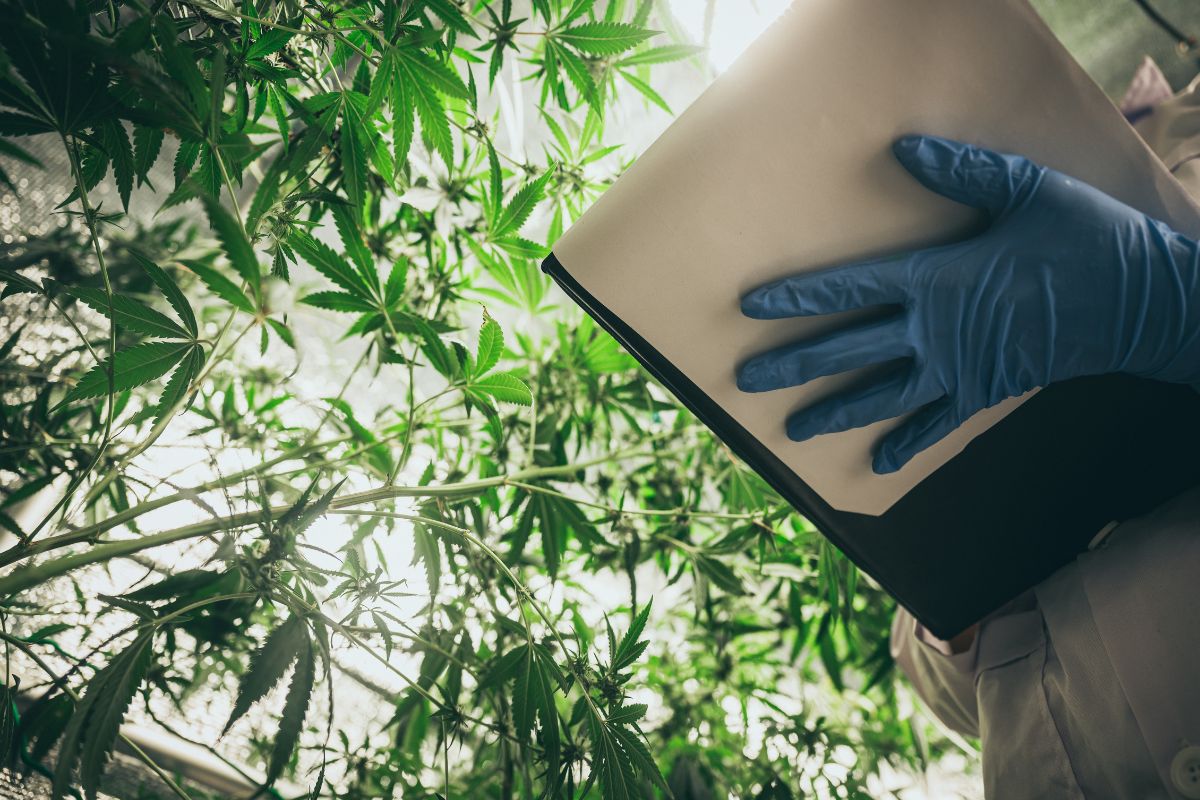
[541,0,1200,637]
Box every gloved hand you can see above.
[737,135,1200,474]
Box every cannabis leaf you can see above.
[475,314,504,377]
[64,341,196,403]
[224,614,308,734]
[63,287,190,340]
[51,631,153,800]
[180,258,255,313]
[493,170,553,238]
[465,372,533,407]
[201,194,260,290]
[554,22,656,56]
[268,633,315,785]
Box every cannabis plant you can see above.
[0,0,967,798]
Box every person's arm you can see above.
[737,135,1200,473]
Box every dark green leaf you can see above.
[125,568,226,601]
[267,633,314,785]
[289,231,375,299]
[200,194,259,288]
[330,203,375,289]
[101,121,134,210]
[131,252,197,335]
[396,50,470,100]
[63,286,190,340]
[224,614,306,734]
[52,631,152,800]
[155,344,203,424]
[301,291,376,313]
[0,682,15,767]
[65,341,194,403]
[180,258,255,313]
[613,600,651,671]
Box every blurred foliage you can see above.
[0,0,965,798]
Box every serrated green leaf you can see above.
[613,600,651,671]
[424,0,474,34]
[552,41,596,103]
[617,43,705,66]
[475,316,503,376]
[65,341,193,404]
[486,141,502,227]
[64,286,190,340]
[19,693,72,766]
[155,344,203,424]
[561,0,596,26]
[289,232,375,299]
[200,194,259,288]
[180,259,255,313]
[287,105,340,181]
[247,28,294,60]
[493,170,551,238]
[511,644,561,781]
[340,114,368,214]
[224,615,306,734]
[494,236,549,260]
[410,76,453,166]
[124,568,226,602]
[609,722,669,792]
[101,120,134,211]
[330,203,375,289]
[412,524,441,597]
[131,252,197,335]
[0,682,15,768]
[52,631,152,800]
[467,371,531,405]
[606,704,647,726]
[267,633,314,786]
[301,291,376,313]
[267,318,294,349]
[556,22,655,56]
[396,49,470,99]
[393,75,416,169]
[132,125,163,185]
[620,70,671,114]
[384,259,407,307]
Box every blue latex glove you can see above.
[737,135,1200,474]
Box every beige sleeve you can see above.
[1133,74,1200,202]
[890,608,980,738]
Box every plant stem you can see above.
[0,436,352,567]
[26,135,121,542]
[0,445,658,596]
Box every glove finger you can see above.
[785,367,941,442]
[893,134,1044,216]
[872,397,961,474]
[740,255,913,319]
[737,315,911,392]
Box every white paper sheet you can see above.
[553,0,1200,515]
